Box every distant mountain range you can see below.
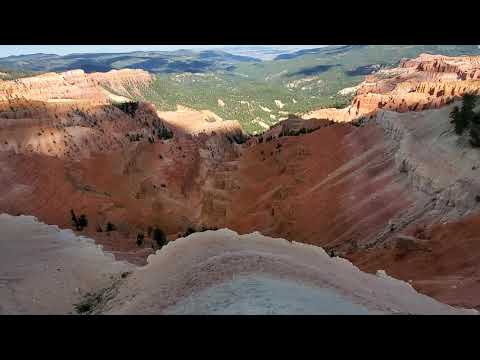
[273,45,480,61]
[219,46,329,60]
[2,45,479,77]
[0,49,262,74]
[273,45,359,60]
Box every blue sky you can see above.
[0,45,325,57]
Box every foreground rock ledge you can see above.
[0,213,476,315]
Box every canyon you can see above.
[2,53,480,312]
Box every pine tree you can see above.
[450,94,478,136]
[70,210,88,231]
[106,222,116,232]
[136,233,145,247]
[70,209,79,229]
[462,94,476,121]
[78,214,88,229]
[450,106,466,135]
[152,227,167,248]
[470,113,480,147]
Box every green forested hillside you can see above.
[2,45,480,133]
[136,45,480,133]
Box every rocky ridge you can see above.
[0,69,153,103]
[1,214,474,315]
[303,53,480,122]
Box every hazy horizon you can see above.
[0,45,329,59]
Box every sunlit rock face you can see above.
[0,68,157,161]
[303,54,480,122]
[0,69,153,103]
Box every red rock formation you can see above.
[349,213,480,310]
[400,53,480,80]
[3,65,480,310]
[0,69,152,103]
[0,100,168,159]
[0,69,245,263]
[304,53,480,122]
[225,123,416,250]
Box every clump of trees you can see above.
[281,127,318,137]
[106,222,116,232]
[70,209,88,231]
[157,126,173,140]
[136,233,144,247]
[449,94,480,146]
[226,132,248,145]
[113,101,139,117]
[126,127,172,143]
[152,227,167,249]
[182,227,196,237]
[132,225,170,250]
[180,225,218,238]
[126,133,143,142]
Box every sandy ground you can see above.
[157,105,241,135]
[101,88,132,103]
[163,275,377,315]
[107,229,476,315]
[0,214,132,314]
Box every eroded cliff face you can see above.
[303,53,480,122]
[0,69,153,103]
[400,53,480,80]
[0,101,167,159]
[0,68,157,159]
[0,69,246,264]
[234,103,480,308]
[2,60,480,309]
